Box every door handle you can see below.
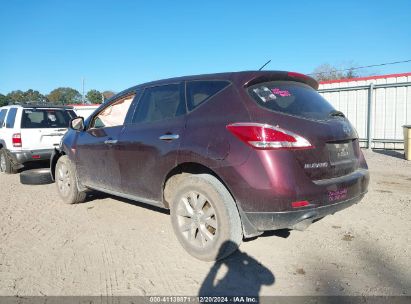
[104,139,118,145]
[159,134,180,141]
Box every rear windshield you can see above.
[248,81,335,120]
[21,109,75,129]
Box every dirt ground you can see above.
[0,150,410,296]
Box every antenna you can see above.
[258,59,271,71]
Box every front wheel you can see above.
[55,155,86,204]
[170,174,243,261]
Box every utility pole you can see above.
[82,77,85,104]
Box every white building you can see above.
[70,104,100,119]
[318,72,411,149]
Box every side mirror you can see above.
[70,117,85,131]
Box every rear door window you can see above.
[248,81,335,120]
[6,108,17,128]
[0,109,8,128]
[21,109,73,128]
[132,84,185,123]
[186,80,230,111]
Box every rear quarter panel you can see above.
[178,84,252,169]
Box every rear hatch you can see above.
[20,108,76,150]
[247,79,360,180]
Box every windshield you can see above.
[248,81,335,120]
[21,108,76,129]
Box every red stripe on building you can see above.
[319,72,411,84]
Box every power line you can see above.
[308,59,411,76]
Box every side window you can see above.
[67,110,77,120]
[132,84,185,124]
[90,94,135,129]
[6,108,17,128]
[186,80,230,111]
[0,109,8,128]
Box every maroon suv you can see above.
[51,71,369,260]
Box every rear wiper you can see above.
[329,110,345,118]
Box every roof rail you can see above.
[18,102,74,109]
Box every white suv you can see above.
[0,104,76,173]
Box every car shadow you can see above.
[18,160,50,173]
[199,241,275,299]
[244,229,291,242]
[372,149,405,160]
[85,190,170,215]
[260,229,291,239]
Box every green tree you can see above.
[6,89,47,104]
[0,94,9,107]
[47,87,82,105]
[7,90,26,104]
[24,89,48,103]
[86,89,103,104]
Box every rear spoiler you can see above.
[243,71,319,90]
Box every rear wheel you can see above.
[170,174,243,261]
[0,149,17,174]
[55,155,86,204]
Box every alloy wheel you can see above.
[0,153,6,172]
[176,191,218,248]
[57,163,71,197]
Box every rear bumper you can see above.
[244,193,365,232]
[9,149,54,165]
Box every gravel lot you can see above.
[0,150,410,296]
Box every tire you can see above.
[170,173,243,261]
[20,168,53,185]
[0,149,18,174]
[55,155,86,204]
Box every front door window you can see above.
[91,94,135,129]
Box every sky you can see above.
[1,0,411,95]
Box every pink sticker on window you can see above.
[271,88,291,97]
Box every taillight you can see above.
[12,133,22,147]
[291,200,310,208]
[226,123,313,150]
